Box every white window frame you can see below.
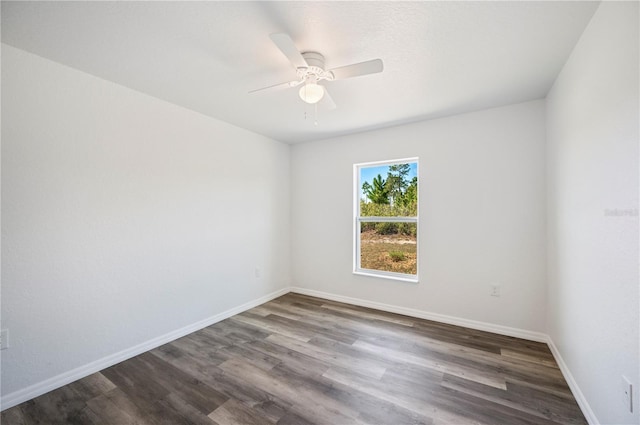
[353,158,419,283]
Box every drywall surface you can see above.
[546,2,639,424]
[291,100,547,333]
[1,45,290,398]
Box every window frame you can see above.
[353,158,419,283]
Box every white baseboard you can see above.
[546,337,599,425]
[0,287,290,411]
[290,287,548,342]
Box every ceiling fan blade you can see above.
[270,33,308,69]
[249,80,301,94]
[321,87,337,110]
[329,59,383,80]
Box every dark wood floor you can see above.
[2,293,586,425]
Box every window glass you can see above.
[355,159,418,280]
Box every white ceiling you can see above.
[2,1,598,144]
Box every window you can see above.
[354,158,418,282]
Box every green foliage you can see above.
[362,174,389,205]
[398,176,418,209]
[361,164,417,214]
[389,251,406,262]
[386,163,411,204]
[360,221,416,237]
[360,162,418,236]
[360,201,407,217]
[375,222,397,235]
[397,222,417,237]
[360,222,376,232]
[360,201,416,218]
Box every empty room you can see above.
[1,1,638,424]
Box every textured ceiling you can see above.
[2,1,599,144]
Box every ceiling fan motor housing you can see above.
[301,52,325,69]
[298,52,334,81]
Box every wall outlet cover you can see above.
[622,375,633,413]
[0,329,9,350]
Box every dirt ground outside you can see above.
[360,230,417,275]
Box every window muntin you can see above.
[354,159,418,281]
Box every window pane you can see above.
[360,222,417,275]
[359,162,418,217]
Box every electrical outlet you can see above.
[0,329,9,350]
[254,267,261,278]
[490,284,501,297]
[622,375,633,413]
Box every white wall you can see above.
[546,2,639,424]
[291,100,547,333]
[3,4,638,421]
[1,45,290,399]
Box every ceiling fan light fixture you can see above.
[299,82,325,104]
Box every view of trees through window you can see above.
[358,161,418,277]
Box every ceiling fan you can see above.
[250,33,384,109]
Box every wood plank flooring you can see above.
[1,293,586,424]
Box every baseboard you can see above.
[0,286,290,411]
[546,337,599,425]
[290,287,548,342]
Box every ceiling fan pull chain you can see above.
[314,102,318,126]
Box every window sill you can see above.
[353,270,419,284]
